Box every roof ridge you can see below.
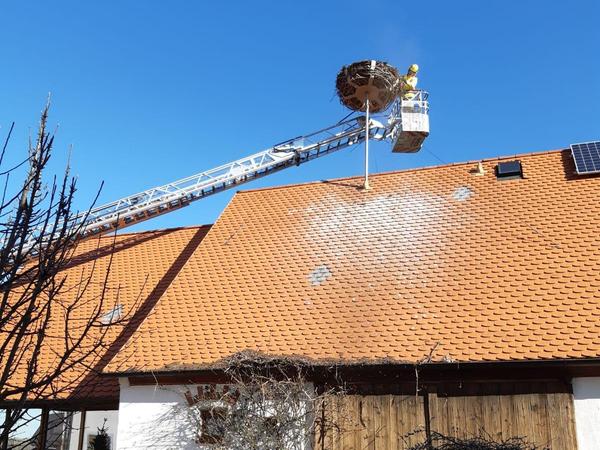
[235,147,568,194]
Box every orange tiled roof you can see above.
[104,149,600,373]
[4,226,210,402]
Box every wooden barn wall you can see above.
[317,382,578,450]
[317,394,426,450]
[429,383,578,450]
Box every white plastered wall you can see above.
[573,377,600,450]
[116,379,315,450]
[116,378,199,450]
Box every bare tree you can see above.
[0,104,129,449]
[175,352,353,450]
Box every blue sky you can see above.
[1,0,599,230]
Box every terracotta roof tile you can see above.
[94,149,600,372]
[5,226,210,402]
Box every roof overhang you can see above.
[111,357,600,388]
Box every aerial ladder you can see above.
[21,60,430,251]
[20,91,429,252]
[76,93,427,238]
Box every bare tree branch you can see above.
[0,105,136,449]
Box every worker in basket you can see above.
[399,64,419,100]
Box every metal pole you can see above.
[364,96,370,190]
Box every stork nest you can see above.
[335,60,401,113]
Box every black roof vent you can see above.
[495,160,522,179]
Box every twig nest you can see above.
[336,60,401,113]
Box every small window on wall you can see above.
[197,407,227,445]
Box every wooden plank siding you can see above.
[317,382,578,450]
[429,383,577,450]
[317,394,426,450]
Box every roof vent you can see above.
[99,304,123,325]
[495,160,522,180]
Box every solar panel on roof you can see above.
[571,141,600,175]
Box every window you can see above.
[45,410,80,450]
[87,433,112,450]
[197,407,227,445]
[83,412,117,450]
[5,409,43,449]
[1,410,114,450]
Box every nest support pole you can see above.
[364,96,370,191]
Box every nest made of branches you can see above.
[335,60,401,112]
[221,350,313,370]
[407,432,548,450]
[218,350,316,382]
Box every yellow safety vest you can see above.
[402,74,418,91]
[400,74,418,99]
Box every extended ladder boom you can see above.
[19,92,429,252]
[76,115,389,239]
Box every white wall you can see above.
[116,379,199,450]
[116,379,314,450]
[573,377,600,450]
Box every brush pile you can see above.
[408,432,548,450]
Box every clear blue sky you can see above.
[1,0,599,230]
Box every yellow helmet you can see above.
[409,64,419,73]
